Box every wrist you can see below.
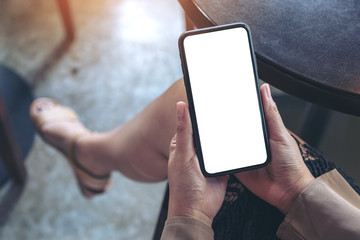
[168,201,213,227]
[277,174,315,214]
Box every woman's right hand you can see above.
[235,84,315,214]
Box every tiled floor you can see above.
[1,0,359,239]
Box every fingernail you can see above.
[177,102,185,119]
[36,104,43,112]
[265,84,272,101]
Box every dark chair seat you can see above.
[0,65,35,226]
[178,0,360,116]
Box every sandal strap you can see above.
[69,132,111,180]
[81,185,107,194]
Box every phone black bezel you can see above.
[178,22,271,177]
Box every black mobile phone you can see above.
[178,23,271,177]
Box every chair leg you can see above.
[0,95,26,184]
[56,0,75,41]
[0,183,25,227]
[152,185,169,240]
[185,14,195,31]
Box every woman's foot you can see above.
[30,98,111,198]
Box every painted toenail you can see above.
[37,105,43,111]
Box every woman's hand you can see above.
[167,102,228,226]
[236,84,315,214]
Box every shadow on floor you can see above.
[31,37,73,88]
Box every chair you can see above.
[152,0,360,238]
[56,0,75,41]
[0,65,35,226]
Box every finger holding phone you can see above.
[167,102,228,227]
[235,84,315,214]
[165,89,314,238]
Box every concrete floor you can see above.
[0,0,183,239]
[0,0,359,239]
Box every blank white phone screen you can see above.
[183,27,267,174]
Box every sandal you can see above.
[30,98,111,198]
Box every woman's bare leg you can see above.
[32,79,187,183]
[77,79,187,181]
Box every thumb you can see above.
[175,101,194,156]
[260,84,289,142]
